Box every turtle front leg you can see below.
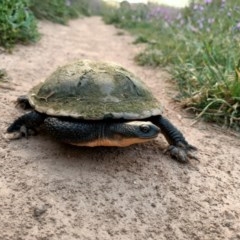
[152,115,198,163]
[7,111,46,139]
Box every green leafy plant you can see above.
[0,0,39,49]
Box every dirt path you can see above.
[0,17,240,240]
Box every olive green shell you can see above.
[28,60,162,120]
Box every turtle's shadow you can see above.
[37,131,166,169]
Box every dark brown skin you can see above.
[7,96,197,163]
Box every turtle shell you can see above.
[28,60,162,120]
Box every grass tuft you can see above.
[30,0,104,24]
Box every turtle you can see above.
[6,60,197,163]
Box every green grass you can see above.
[30,0,103,24]
[102,0,240,130]
[30,0,70,24]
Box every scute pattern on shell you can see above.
[28,60,162,119]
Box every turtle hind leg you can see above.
[151,115,198,163]
[16,95,32,110]
[7,111,46,139]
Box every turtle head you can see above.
[108,121,160,147]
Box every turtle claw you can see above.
[4,131,23,140]
[5,125,37,140]
[164,143,198,163]
[4,125,28,140]
[20,125,28,138]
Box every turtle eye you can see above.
[140,124,150,133]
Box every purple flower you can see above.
[180,19,185,26]
[65,0,71,6]
[197,18,205,24]
[221,0,226,8]
[208,18,214,24]
[189,25,199,33]
[235,22,240,30]
[204,0,212,4]
[193,4,199,10]
[176,13,182,20]
[147,5,180,22]
[193,4,204,11]
[198,22,203,29]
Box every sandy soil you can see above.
[0,17,240,240]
